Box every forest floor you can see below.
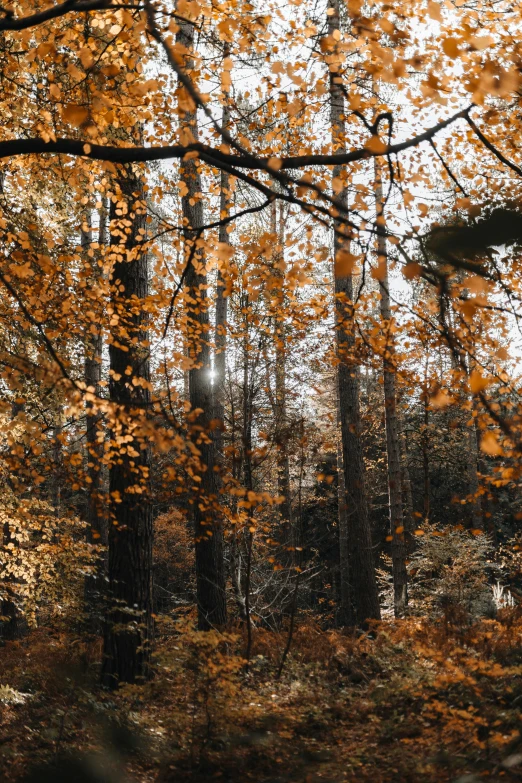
[1,611,522,783]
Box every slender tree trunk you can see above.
[464,366,482,529]
[466,412,482,529]
[83,202,108,624]
[214,57,230,462]
[421,367,430,523]
[241,329,255,652]
[271,201,293,553]
[328,0,380,625]
[51,411,63,518]
[335,384,352,624]
[101,166,153,687]
[178,19,227,630]
[374,161,408,617]
[400,425,415,550]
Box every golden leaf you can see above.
[267,157,283,171]
[403,262,422,280]
[469,370,490,394]
[63,104,89,127]
[430,390,452,408]
[216,242,235,262]
[78,47,94,70]
[480,432,502,456]
[442,38,460,58]
[334,249,357,277]
[365,135,388,154]
[427,1,442,21]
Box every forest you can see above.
[1,0,522,780]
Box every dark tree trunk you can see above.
[214,62,230,463]
[328,0,380,626]
[1,397,27,641]
[101,166,153,687]
[422,369,431,523]
[335,385,352,624]
[177,19,227,630]
[83,201,108,625]
[374,161,408,617]
[271,202,293,554]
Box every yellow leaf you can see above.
[9,261,34,279]
[427,1,442,21]
[430,389,452,408]
[78,47,94,69]
[469,35,494,51]
[414,529,425,536]
[480,431,502,456]
[216,242,234,262]
[465,274,488,294]
[469,370,490,394]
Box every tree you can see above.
[328,0,380,625]
[101,164,153,687]
[374,159,408,617]
[177,16,227,630]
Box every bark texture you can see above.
[374,161,408,617]
[214,65,230,463]
[178,19,227,630]
[83,201,108,622]
[101,167,153,686]
[271,201,293,554]
[328,0,380,625]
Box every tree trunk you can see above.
[374,161,408,617]
[466,412,482,529]
[83,201,108,625]
[178,19,227,630]
[335,385,352,625]
[400,424,415,550]
[328,0,380,625]
[101,166,153,687]
[271,201,293,554]
[422,366,430,523]
[0,390,27,640]
[214,60,230,463]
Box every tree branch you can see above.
[0,0,143,31]
[0,107,471,170]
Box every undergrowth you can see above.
[1,610,522,782]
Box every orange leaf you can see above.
[480,432,502,456]
[334,249,356,277]
[365,135,388,154]
[469,370,490,394]
[63,104,89,127]
[403,262,421,280]
[442,38,460,58]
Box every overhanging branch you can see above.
[0,107,472,170]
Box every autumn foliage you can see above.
[1,0,522,779]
